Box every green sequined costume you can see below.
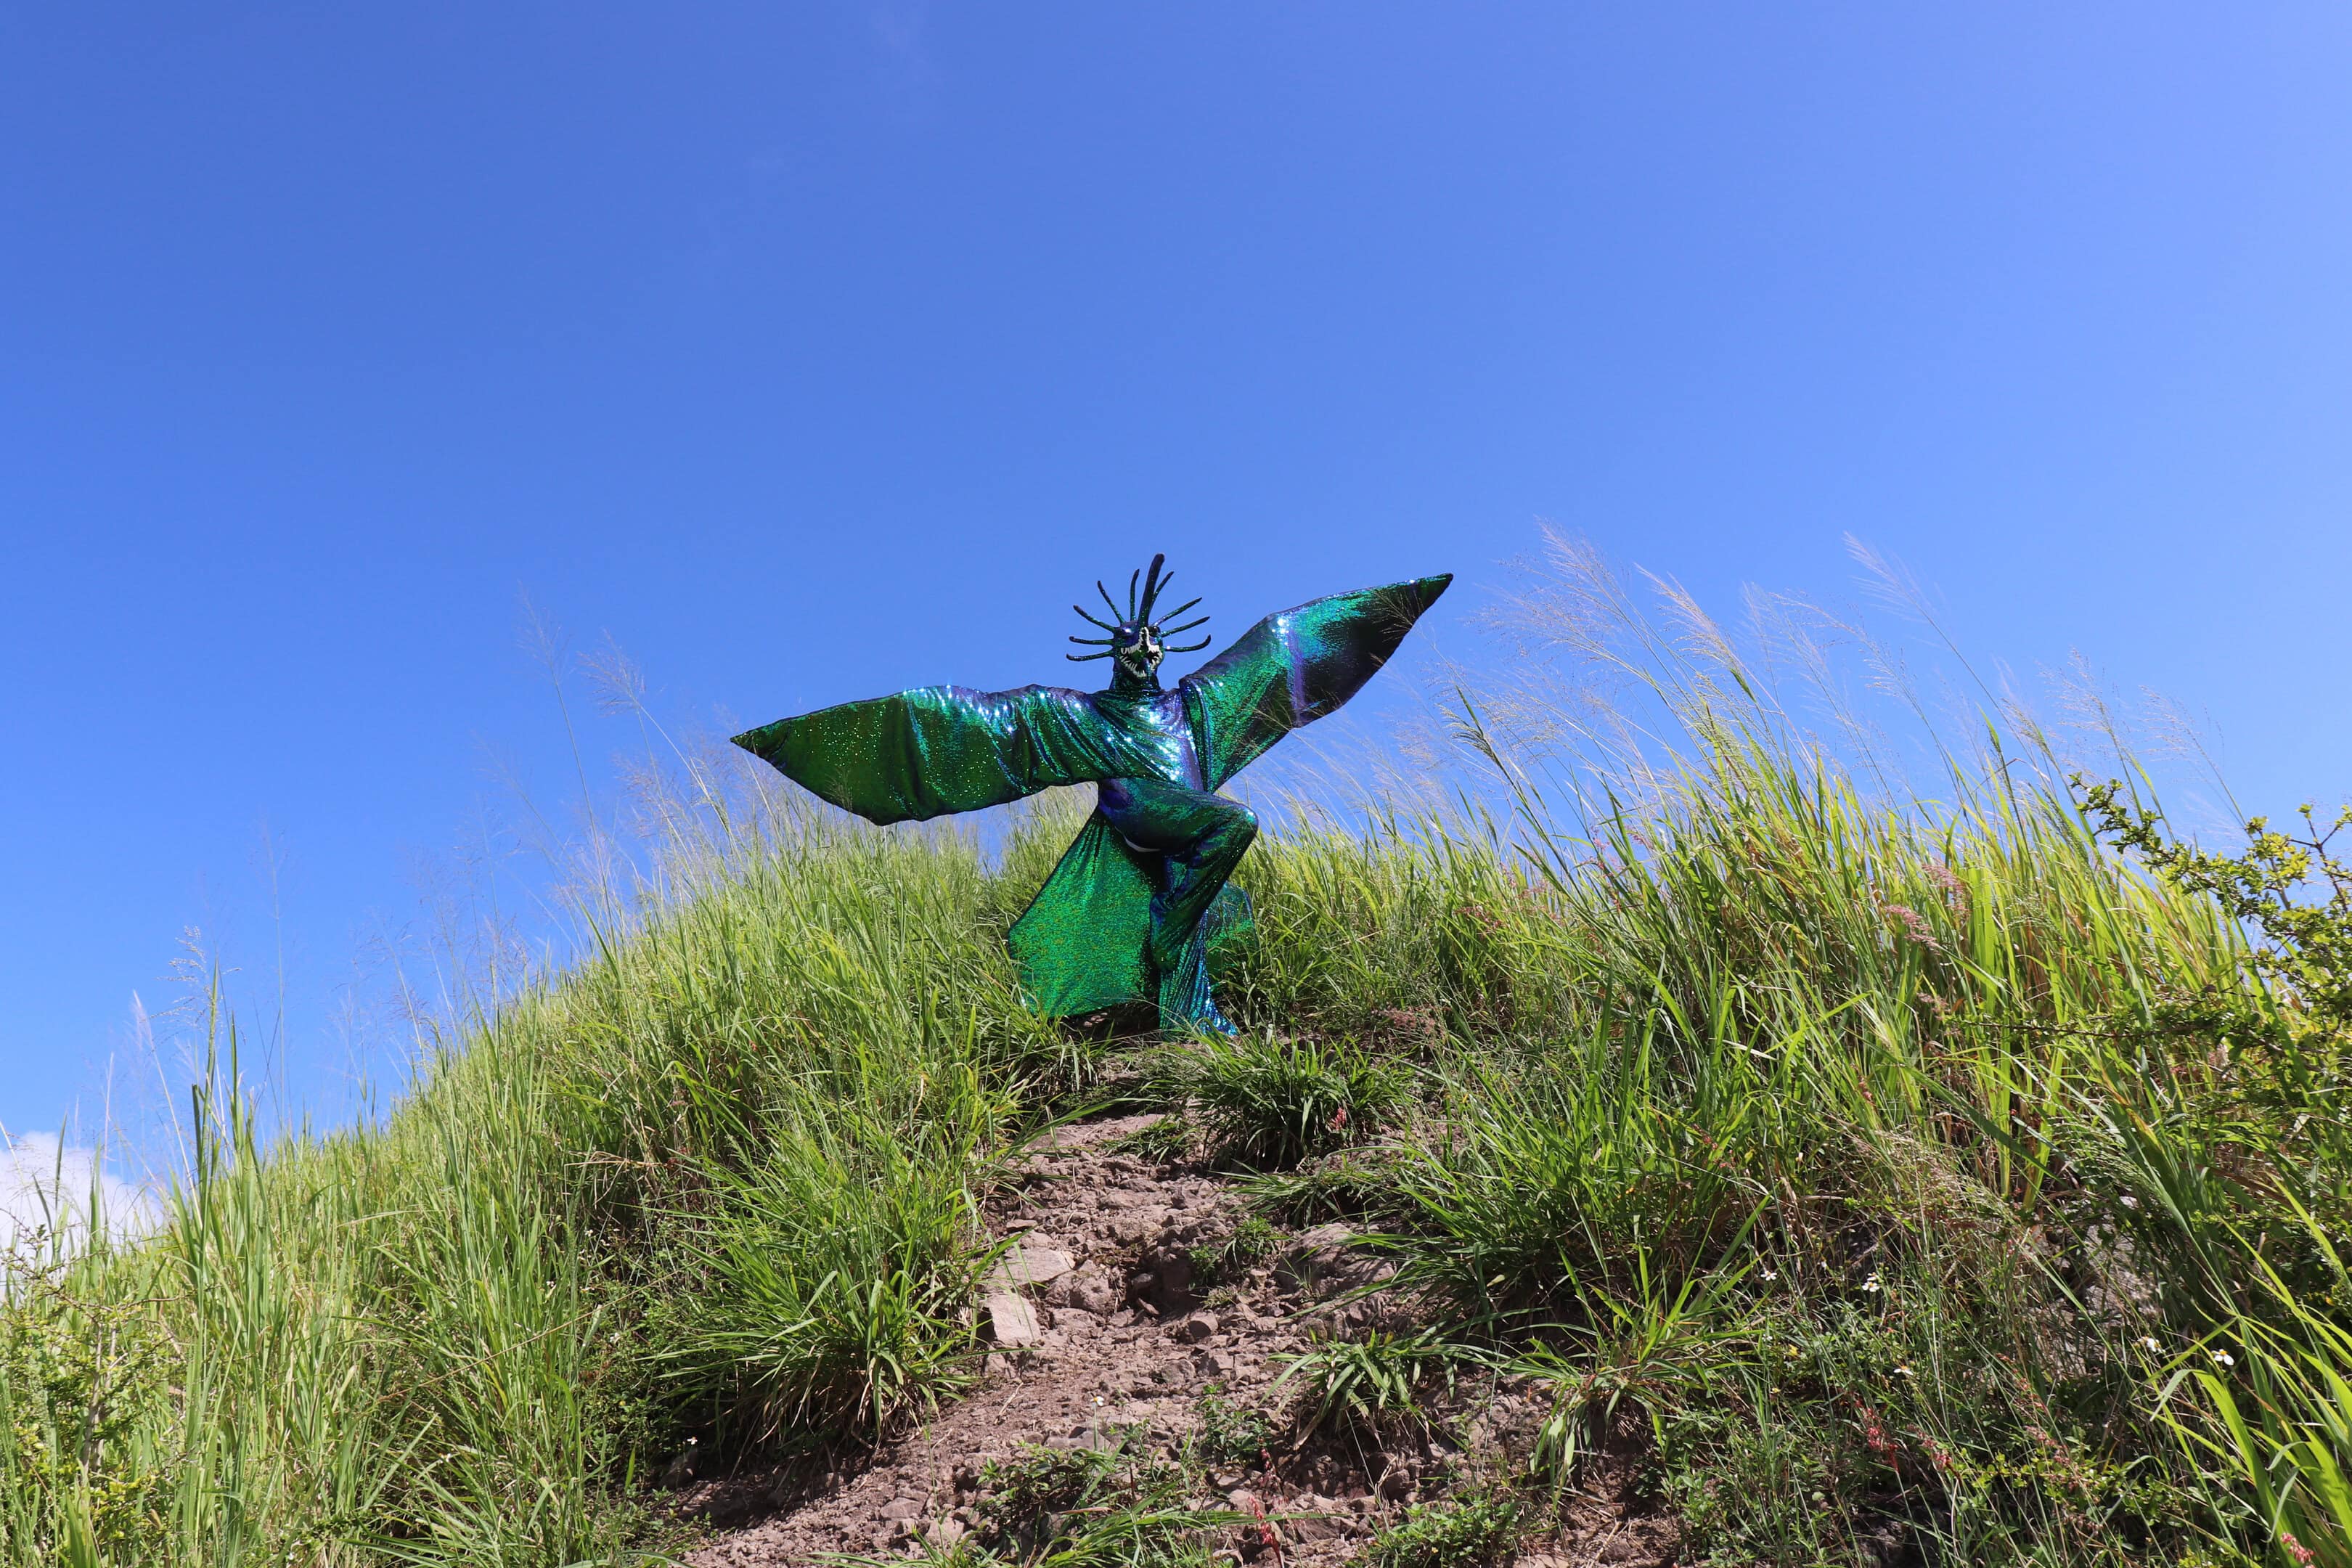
[733,564,1450,1032]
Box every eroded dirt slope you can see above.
[679,1114,1679,1567]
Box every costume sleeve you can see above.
[732,685,1119,825]
[1177,575,1450,789]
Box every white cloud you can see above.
[0,1132,160,1257]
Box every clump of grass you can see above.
[1108,1114,1196,1164]
[1386,1040,1763,1321]
[1368,1492,1522,1568]
[1187,1214,1281,1286]
[655,1114,992,1443]
[1275,1329,1484,1439]
[1149,1034,1408,1170]
[1193,1384,1282,1470]
[964,1437,1235,1568]
[1240,1147,1413,1225]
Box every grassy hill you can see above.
[7,629,2350,1567]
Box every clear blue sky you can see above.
[4,5,2351,1143]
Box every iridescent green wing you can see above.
[1178,574,1451,789]
[732,684,1119,825]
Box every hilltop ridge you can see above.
[9,658,2352,1567]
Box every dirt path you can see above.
[677,1114,1679,1567]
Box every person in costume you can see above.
[734,555,1448,1034]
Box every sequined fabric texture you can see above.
[734,572,1450,1029]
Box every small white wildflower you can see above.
[1760,1267,1779,1281]
[1863,1273,1883,1294]
[2141,1336,2161,1352]
[2212,1351,2236,1368]
[1892,1365,1913,1377]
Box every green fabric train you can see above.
[733,557,1450,1032]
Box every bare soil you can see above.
[675,1114,1681,1567]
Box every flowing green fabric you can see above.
[735,573,1449,1024]
[1182,576,1454,788]
[732,684,1120,825]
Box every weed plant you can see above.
[1185,1215,1281,1286]
[1192,1384,1282,1472]
[1148,1033,1406,1170]
[1367,1492,1522,1568]
[952,1438,1233,1568]
[1276,1329,1486,1440]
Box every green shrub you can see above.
[1240,1148,1413,1225]
[1275,1330,1482,1437]
[1187,1214,1281,1286]
[968,1438,1230,1568]
[1193,1385,1281,1469]
[0,1254,171,1556]
[1386,1042,1763,1321]
[980,1442,1129,1537]
[1108,1114,1196,1164]
[1368,1493,1521,1568]
[656,1114,989,1443]
[1153,1034,1408,1170]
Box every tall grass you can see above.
[0,791,1067,1563]
[2,538,2343,1565]
[1217,535,2344,1565]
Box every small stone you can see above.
[986,1291,1043,1347]
[1046,1264,1124,1315]
[989,1244,1077,1291]
[1152,1250,1198,1298]
[1175,1312,1220,1344]
[879,1497,924,1521]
